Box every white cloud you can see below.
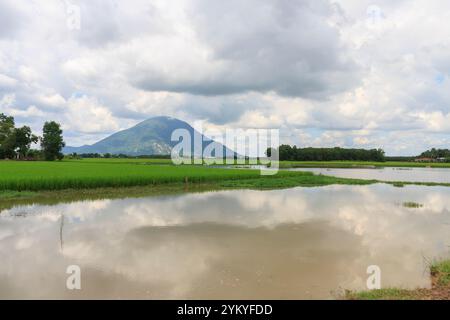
[37,93,66,109]
[0,0,449,154]
[0,93,15,107]
[65,95,120,134]
[0,73,17,89]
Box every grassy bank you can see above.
[2,158,450,208]
[64,158,450,168]
[0,183,221,212]
[278,160,450,169]
[0,160,271,191]
[0,161,379,211]
[346,260,450,300]
[1,159,384,192]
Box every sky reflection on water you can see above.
[0,184,449,299]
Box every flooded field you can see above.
[1,184,449,299]
[290,167,450,183]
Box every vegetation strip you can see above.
[278,160,450,168]
[2,159,450,209]
[0,168,377,211]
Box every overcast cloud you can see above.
[1,0,450,154]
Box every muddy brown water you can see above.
[0,184,449,299]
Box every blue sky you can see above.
[1,0,450,155]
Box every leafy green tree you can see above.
[14,126,39,159]
[41,121,65,161]
[27,149,43,160]
[269,145,386,162]
[419,148,450,159]
[0,113,16,159]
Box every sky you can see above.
[1,0,450,155]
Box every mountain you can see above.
[63,116,234,156]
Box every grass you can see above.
[0,183,218,212]
[402,202,424,208]
[0,160,271,191]
[1,158,450,207]
[0,158,382,210]
[64,158,450,168]
[431,260,450,286]
[278,160,450,169]
[345,288,420,300]
[0,190,37,199]
[70,158,173,165]
[220,174,375,189]
[387,180,450,187]
[0,159,378,193]
[1,158,450,193]
[346,259,450,300]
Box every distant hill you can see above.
[63,116,234,156]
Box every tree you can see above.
[27,149,43,160]
[265,147,276,157]
[14,126,38,159]
[271,145,386,162]
[0,113,16,159]
[41,121,65,161]
[419,148,450,159]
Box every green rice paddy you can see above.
[0,160,266,191]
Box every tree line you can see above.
[267,145,386,162]
[0,113,65,161]
[418,148,450,160]
[67,153,171,159]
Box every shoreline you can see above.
[2,159,450,211]
[2,173,450,211]
[0,173,372,211]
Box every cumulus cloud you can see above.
[130,0,360,98]
[0,1,22,39]
[64,95,119,133]
[0,0,449,154]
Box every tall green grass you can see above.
[0,160,303,191]
[431,260,450,286]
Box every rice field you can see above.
[0,159,299,191]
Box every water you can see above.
[291,167,450,183]
[1,184,449,299]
